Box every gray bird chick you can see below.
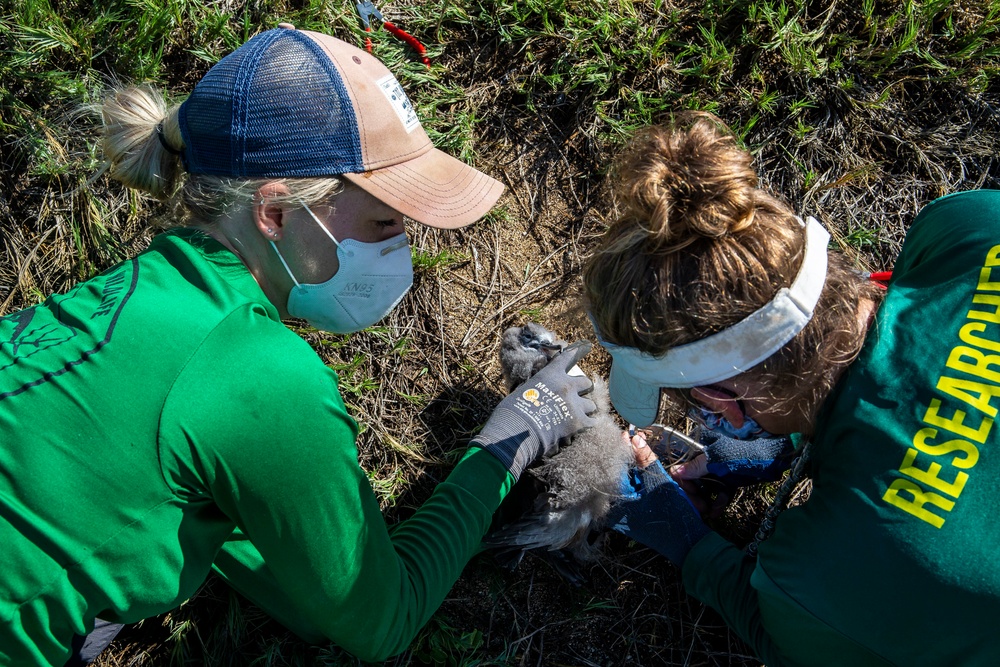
[485,322,634,581]
[499,322,566,393]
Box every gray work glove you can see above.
[472,341,597,480]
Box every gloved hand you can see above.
[687,431,795,485]
[607,455,711,567]
[670,431,795,517]
[472,341,597,480]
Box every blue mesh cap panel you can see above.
[178,29,364,178]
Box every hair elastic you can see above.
[155,122,183,156]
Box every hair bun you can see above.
[614,112,759,251]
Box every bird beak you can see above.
[538,341,563,359]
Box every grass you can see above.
[2,0,1000,664]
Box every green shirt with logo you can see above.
[684,190,1000,666]
[0,229,512,664]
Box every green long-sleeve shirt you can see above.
[0,229,513,665]
[683,190,1000,665]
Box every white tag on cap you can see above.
[376,74,420,133]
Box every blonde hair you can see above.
[97,85,343,227]
[584,112,882,416]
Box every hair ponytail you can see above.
[99,86,184,200]
[93,87,355,229]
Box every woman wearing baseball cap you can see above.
[0,26,596,664]
[586,112,999,665]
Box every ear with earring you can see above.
[256,192,281,239]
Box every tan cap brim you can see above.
[343,146,504,229]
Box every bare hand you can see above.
[622,430,726,518]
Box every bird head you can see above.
[500,322,568,391]
[518,322,565,357]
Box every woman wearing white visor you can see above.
[0,26,597,665]
[585,112,999,666]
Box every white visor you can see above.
[592,216,830,427]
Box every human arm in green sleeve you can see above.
[686,535,900,667]
[212,447,512,650]
[682,533,783,666]
[159,311,514,662]
[605,453,781,664]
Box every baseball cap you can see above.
[591,217,830,427]
[177,24,503,229]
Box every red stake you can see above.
[865,270,893,289]
[383,21,430,68]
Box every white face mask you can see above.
[269,202,413,334]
